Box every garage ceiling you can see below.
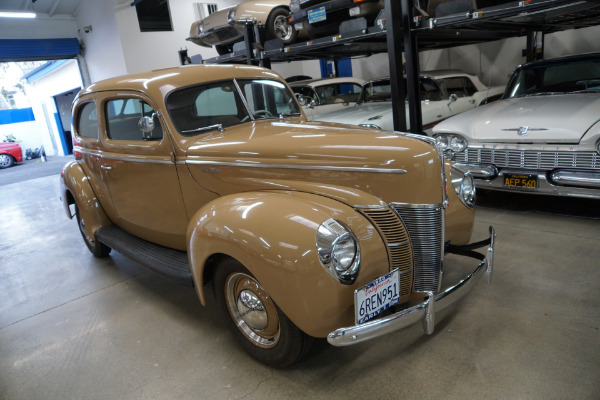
[0,0,82,17]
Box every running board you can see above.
[95,225,193,286]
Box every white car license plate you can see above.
[355,269,400,324]
[308,6,326,24]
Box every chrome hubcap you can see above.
[0,155,10,167]
[274,15,292,41]
[225,272,280,348]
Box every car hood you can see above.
[183,119,444,206]
[316,102,394,128]
[434,94,600,143]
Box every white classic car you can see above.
[433,52,600,199]
[313,71,505,133]
[289,77,364,120]
[188,0,297,55]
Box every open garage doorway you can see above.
[53,89,78,155]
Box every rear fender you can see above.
[187,190,389,338]
[61,161,110,240]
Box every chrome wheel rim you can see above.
[273,15,293,41]
[225,272,280,348]
[0,154,11,167]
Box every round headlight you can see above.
[197,21,204,34]
[450,166,476,208]
[449,135,466,152]
[290,0,301,13]
[227,7,237,23]
[596,139,600,154]
[435,134,448,150]
[316,219,360,284]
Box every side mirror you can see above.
[308,99,316,109]
[138,114,155,133]
[296,93,307,106]
[447,93,458,107]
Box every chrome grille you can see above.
[390,204,443,293]
[455,148,600,170]
[359,207,413,296]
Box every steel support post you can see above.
[385,0,408,132]
[401,0,422,134]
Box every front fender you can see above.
[61,161,110,241]
[187,190,389,338]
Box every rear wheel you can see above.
[214,258,312,368]
[0,154,15,169]
[266,8,297,44]
[75,204,111,257]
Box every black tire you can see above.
[213,258,312,368]
[75,204,111,257]
[266,8,297,44]
[0,154,15,169]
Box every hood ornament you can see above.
[502,126,548,136]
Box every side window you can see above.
[462,77,478,96]
[106,98,163,141]
[77,102,98,139]
[420,78,443,101]
[441,77,467,97]
[195,85,237,116]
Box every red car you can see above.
[0,142,23,169]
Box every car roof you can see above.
[515,51,600,69]
[78,64,284,99]
[289,76,365,87]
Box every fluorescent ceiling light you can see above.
[0,11,36,18]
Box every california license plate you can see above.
[355,269,400,324]
[308,6,326,23]
[503,173,538,189]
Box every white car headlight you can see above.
[316,219,361,284]
[450,166,476,208]
[434,133,467,157]
[227,7,237,23]
[290,0,300,13]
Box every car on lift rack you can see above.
[314,71,505,133]
[188,0,298,55]
[433,52,600,199]
[289,0,384,39]
[0,142,23,169]
[61,64,495,368]
[289,76,365,120]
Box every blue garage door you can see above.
[0,38,80,61]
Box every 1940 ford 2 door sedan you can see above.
[61,64,495,367]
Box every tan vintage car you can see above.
[188,0,297,55]
[61,64,495,367]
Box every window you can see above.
[106,98,163,141]
[314,83,362,105]
[135,0,173,32]
[167,79,301,135]
[420,78,443,101]
[77,102,98,139]
[440,77,467,97]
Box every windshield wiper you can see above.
[181,123,224,134]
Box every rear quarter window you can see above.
[76,102,98,139]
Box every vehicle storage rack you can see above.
[198,0,600,133]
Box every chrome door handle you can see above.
[101,164,112,170]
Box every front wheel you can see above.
[266,8,297,44]
[213,258,312,367]
[75,204,111,257]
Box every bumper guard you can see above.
[327,226,496,346]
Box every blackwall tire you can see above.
[213,258,312,368]
[75,205,111,258]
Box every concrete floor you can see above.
[1,170,599,400]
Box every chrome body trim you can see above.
[185,159,407,174]
[75,147,173,165]
[453,163,498,179]
[327,227,495,347]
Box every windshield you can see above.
[166,78,301,136]
[358,78,443,103]
[505,57,600,98]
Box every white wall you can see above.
[75,0,128,82]
[25,60,84,156]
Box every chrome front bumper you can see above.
[327,226,495,347]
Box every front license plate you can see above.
[355,269,400,324]
[308,6,326,24]
[503,173,538,189]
